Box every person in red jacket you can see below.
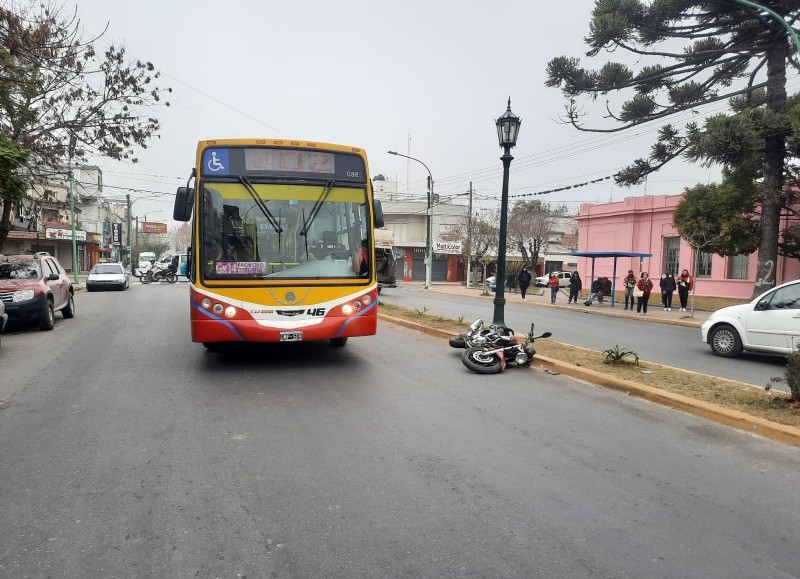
[677,268,694,312]
[636,271,654,316]
[548,272,560,304]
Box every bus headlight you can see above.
[201,297,212,309]
[224,306,237,318]
[213,303,224,315]
[341,304,354,316]
[362,294,372,305]
[353,300,362,311]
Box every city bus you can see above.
[173,139,384,349]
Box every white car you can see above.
[86,262,129,291]
[700,279,800,357]
[535,271,573,287]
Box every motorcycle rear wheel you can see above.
[461,347,502,374]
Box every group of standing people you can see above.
[621,268,694,315]
[657,270,694,312]
[509,266,694,315]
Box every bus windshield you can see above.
[201,181,369,281]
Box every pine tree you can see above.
[546,0,799,298]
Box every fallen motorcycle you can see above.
[461,321,551,374]
[448,318,495,349]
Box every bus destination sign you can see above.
[201,146,366,183]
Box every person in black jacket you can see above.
[517,267,532,300]
[660,270,677,311]
[568,271,582,303]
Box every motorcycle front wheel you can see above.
[461,347,503,374]
[166,272,178,283]
[141,271,152,284]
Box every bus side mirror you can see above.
[173,187,194,222]
[373,199,384,228]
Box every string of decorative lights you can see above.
[509,175,615,199]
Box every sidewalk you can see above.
[401,281,710,328]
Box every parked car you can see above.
[86,262,129,291]
[700,278,800,358]
[0,252,75,330]
[535,271,573,287]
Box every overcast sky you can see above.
[65,0,798,223]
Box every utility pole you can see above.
[126,194,131,270]
[426,175,433,289]
[67,132,78,283]
[466,181,473,288]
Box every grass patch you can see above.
[379,301,800,428]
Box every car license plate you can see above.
[280,331,303,342]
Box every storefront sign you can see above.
[45,227,87,241]
[435,240,462,254]
[112,222,123,244]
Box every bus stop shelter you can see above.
[569,251,652,307]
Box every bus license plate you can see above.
[280,331,303,342]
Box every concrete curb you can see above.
[379,313,800,448]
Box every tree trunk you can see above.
[752,28,788,299]
[0,199,13,251]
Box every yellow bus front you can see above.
[174,139,382,346]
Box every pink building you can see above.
[576,194,799,299]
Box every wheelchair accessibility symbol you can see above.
[203,149,229,175]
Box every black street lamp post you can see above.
[493,98,522,326]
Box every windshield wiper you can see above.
[300,179,335,237]
[238,176,284,236]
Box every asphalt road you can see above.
[0,282,798,578]
[379,285,788,388]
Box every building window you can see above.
[663,237,681,274]
[697,251,713,277]
[545,261,563,274]
[728,253,750,280]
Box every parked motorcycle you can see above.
[448,318,495,348]
[461,320,551,374]
[141,263,178,284]
[132,261,153,278]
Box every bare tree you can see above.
[507,200,567,274]
[172,222,192,252]
[0,1,171,246]
[443,208,498,291]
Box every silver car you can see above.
[86,263,129,292]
